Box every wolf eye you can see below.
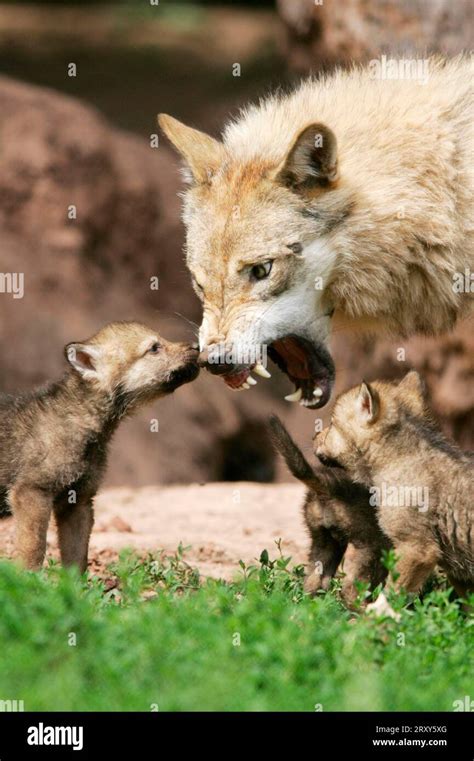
[147,342,161,354]
[251,260,272,281]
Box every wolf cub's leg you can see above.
[390,541,440,594]
[447,575,473,599]
[305,528,345,595]
[341,544,387,608]
[446,575,473,613]
[54,498,94,573]
[9,483,53,570]
[367,542,439,619]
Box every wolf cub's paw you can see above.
[366,592,401,621]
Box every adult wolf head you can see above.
[158,113,342,409]
[159,62,472,409]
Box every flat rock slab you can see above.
[0,483,308,581]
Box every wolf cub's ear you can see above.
[277,123,338,191]
[65,343,100,380]
[158,114,224,185]
[357,382,379,425]
[398,370,426,411]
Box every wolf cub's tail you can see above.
[269,416,320,489]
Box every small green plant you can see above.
[237,539,305,602]
[107,544,201,604]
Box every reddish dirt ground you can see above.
[0,483,308,581]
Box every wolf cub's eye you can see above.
[147,342,161,354]
[250,260,273,281]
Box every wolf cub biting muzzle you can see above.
[269,416,390,607]
[315,371,474,602]
[0,321,199,572]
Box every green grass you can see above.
[0,545,472,711]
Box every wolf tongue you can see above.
[224,370,250,389]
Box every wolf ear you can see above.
[357,382,379,425]
[158,114,224,184]
[276,123,338,191]
[65,343,100,380]
[398,370,426,410]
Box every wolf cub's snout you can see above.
[0,321,199,572]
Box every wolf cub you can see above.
[0,322,199,571]
[315,371,473,599]
[270,416,390,607]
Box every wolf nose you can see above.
[198,344,235,376]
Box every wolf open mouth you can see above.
[218,334,335,409]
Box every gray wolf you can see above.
[0,322,199,570]
[159,56,473,409]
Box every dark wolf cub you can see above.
[269,416,390,607]
[0,321,199,571]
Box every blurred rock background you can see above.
[0,0,472,486]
